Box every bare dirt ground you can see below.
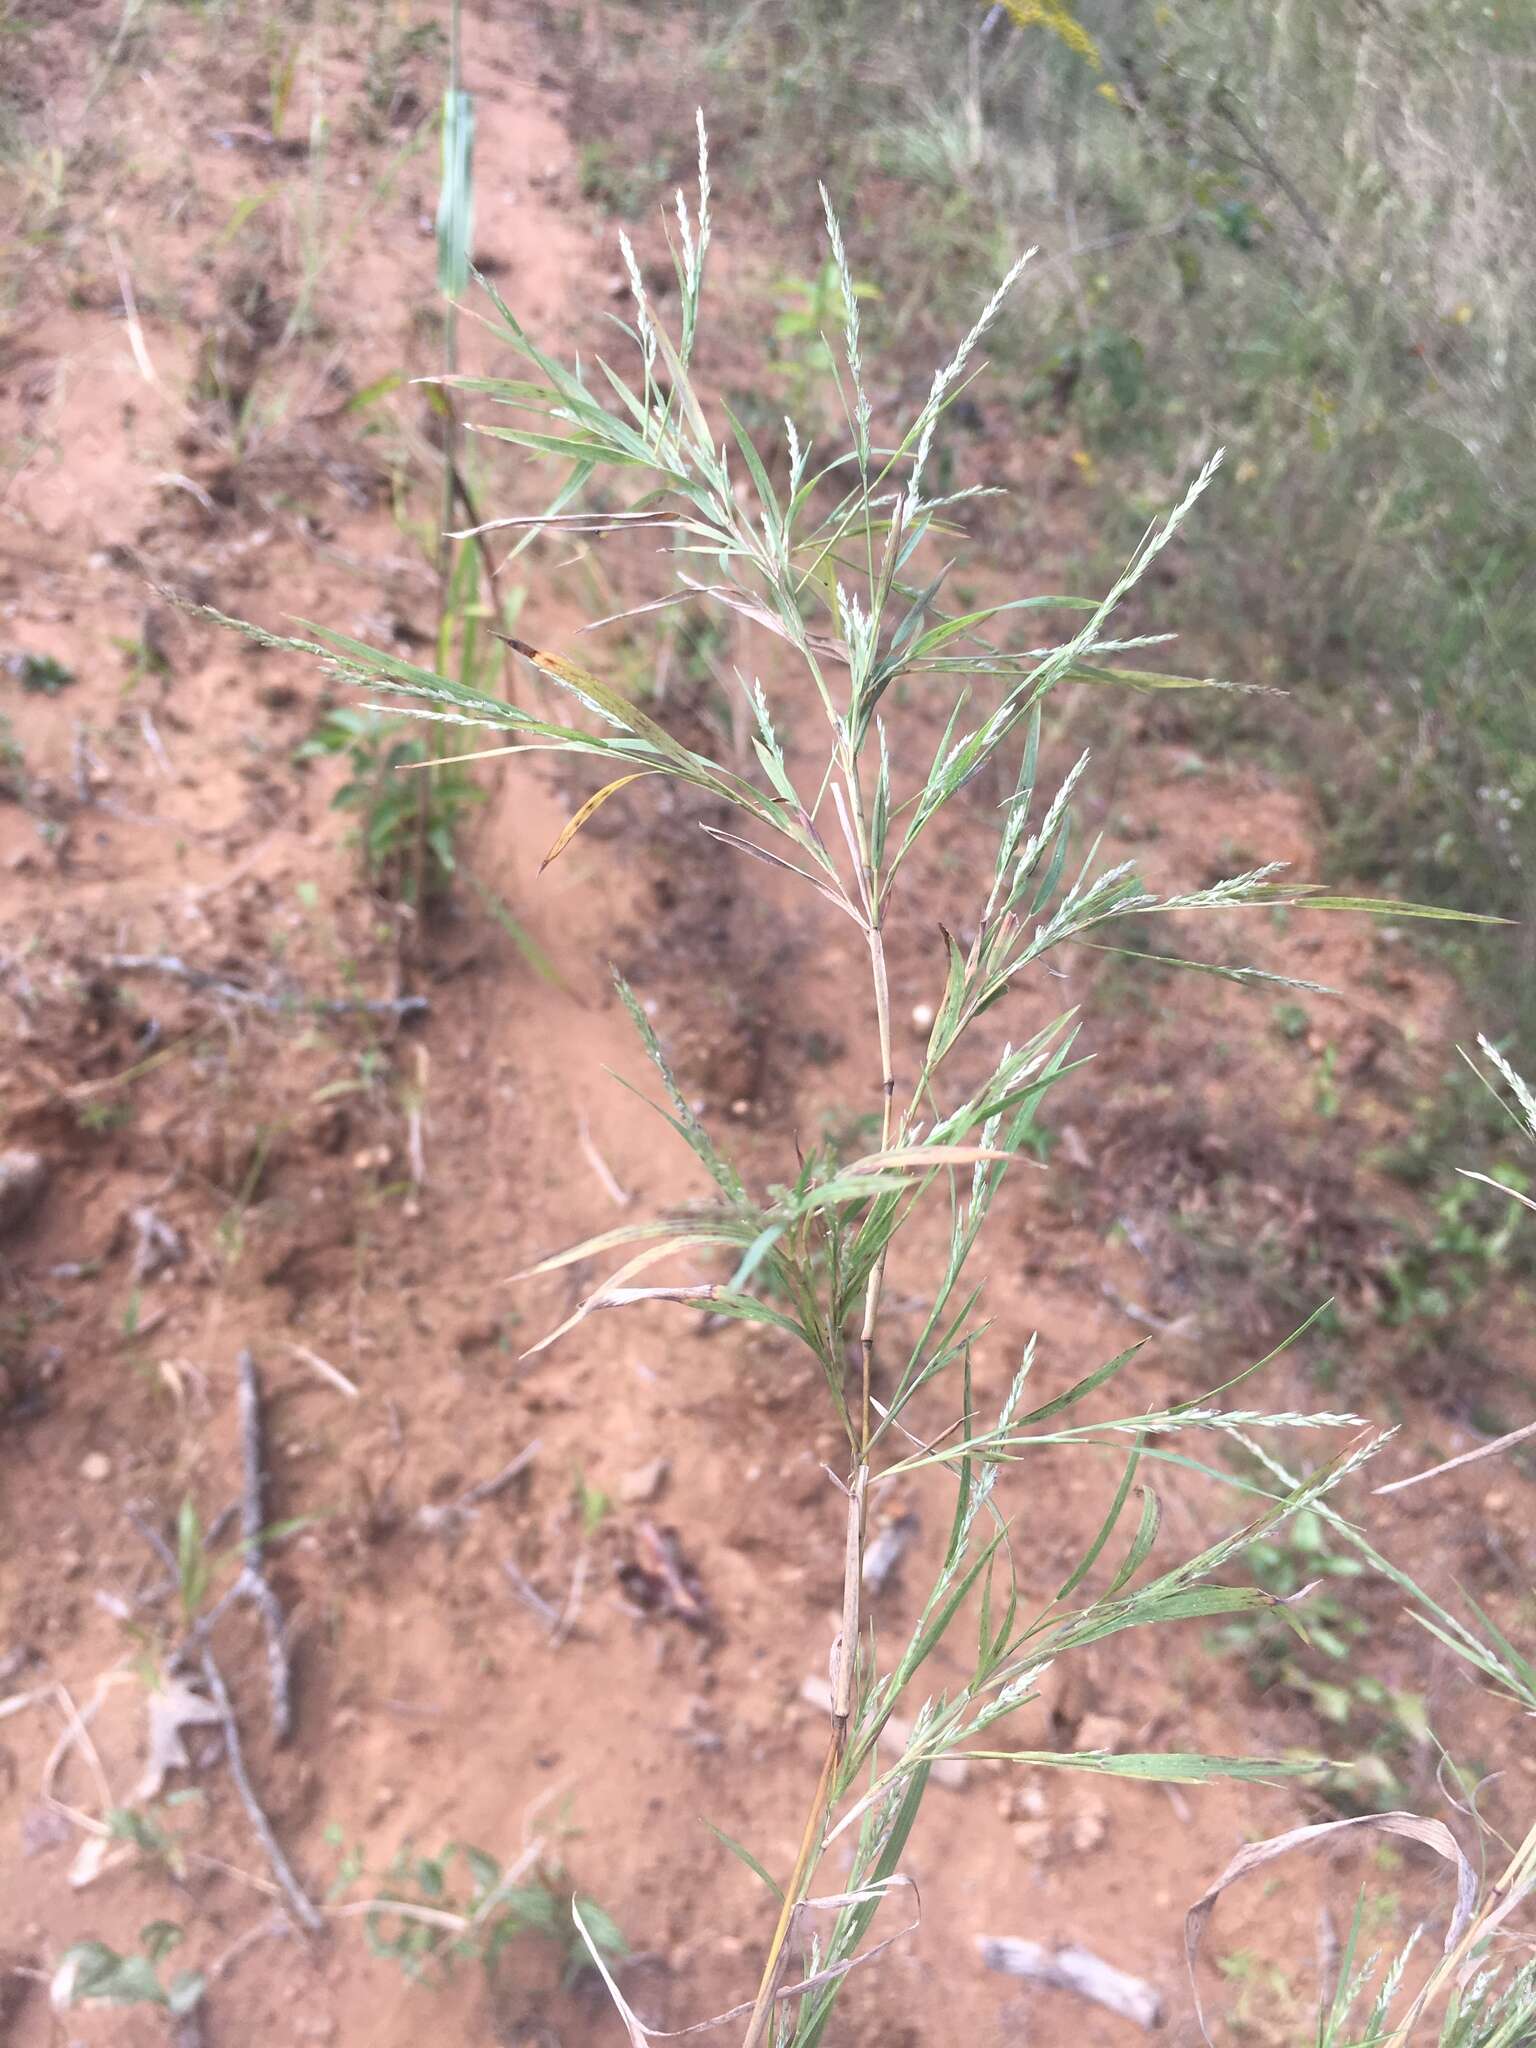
[2,6,1533,2046]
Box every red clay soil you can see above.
[1,7,1531,2047]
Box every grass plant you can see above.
[224,122,1536,2043]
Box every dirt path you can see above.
[2,7,1532,2047]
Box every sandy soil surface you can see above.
[2,6,1531,2045]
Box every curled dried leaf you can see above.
[540,772,658,873]
[1185,1811,1476,2044]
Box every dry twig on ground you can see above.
[104,954,428,1021]
[234,1351,293,1744]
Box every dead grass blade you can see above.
[843,1144,1016,1174]
[541,772,659,872]
[572,1900,652,2044]
[518,1233,738,1358]
[698,824,863,923]
[1185,1811,1476,2044]
[1454,1167,1536,1215]
[1374,1416,1536,1495]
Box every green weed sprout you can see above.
[236,122,1501,2046]
[52,1926,204,2026]
[773,257,881,416]
[296,707,482,902]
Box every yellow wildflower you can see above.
[998,0,1102,71]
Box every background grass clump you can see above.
[636,0,1536,1034]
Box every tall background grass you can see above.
[649,0,1536,1030]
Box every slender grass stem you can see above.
[859,915,895,1448]
[743,748,895,2045]
[740,1736,839,2048]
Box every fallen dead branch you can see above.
[122,1506,322,1933]
[501,1557,561,1632]
[459,1441,541,1508]
[196,1641,323,1936]
[103,954,428,1021]
[235,1351,293,1743]
[978,1935,1164,2031]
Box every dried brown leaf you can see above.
[1185,1811,1476,2044]
[132,1672,224,1803]
[540,772,658,873]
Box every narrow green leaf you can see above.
[1103,1484,1162,1596]
[1064,662,1234,692]
[464,872,572,993]
[1016,1341,1145,1428]
[612,972,745,1201]
[436,86,475,298]
[1062,1583,1300,1648]
[343,370,406,414]
[473,422,678,471]
[1027,816,1072,916]
[926,924,971,1065]
[699,1817,784,1903]
[1291,893,1510,925]
[722,403,781,536]
[1056,1442,1142,1601]
[961,1750,1323,1784]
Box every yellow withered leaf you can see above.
[502,635,681,753]
[539,772,657,873]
